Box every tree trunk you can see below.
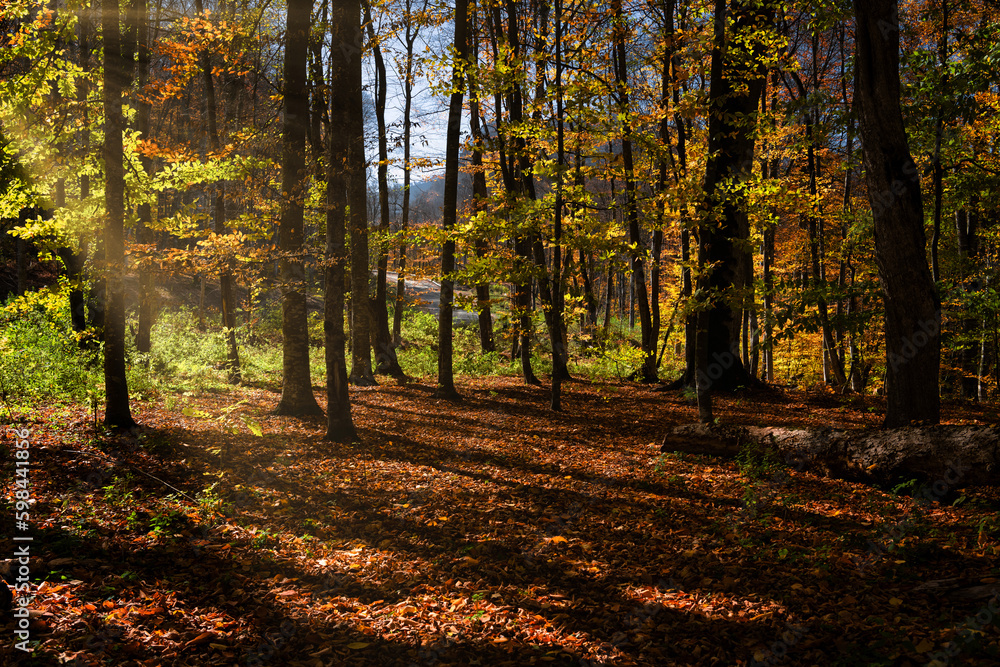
[195,0,240,383]
[551,0,565,411]
[930,0,948,284]
[957,209,980,399]
[68,4,92,337]
[436,0,467,399]
[134,0,154,355]
[393,0,423,347]
[854,0,940,426]
[663,423,996,487]
[694,0,770,392]
[102,0,136,430]
[467,9,495,355]
[801,106,847,386]
[488,0,537,385]
[346,11,376,387]
[363,0,405,379]
[275,0,323,416]
[325,0,358,441]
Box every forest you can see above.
[2,0,1000,664]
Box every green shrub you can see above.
[0,285,102,408]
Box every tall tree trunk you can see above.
[603,270,613,335]
[854,0,940,426]
[275,0,323,416]
[66,4,92,336]
[798,102,847,386]
[436,0,468,399]
[839,27,862,391]
[930,0,948,283]
[346,3,376,387]
[957,209,979,399]
[393,0,424,347]
[134,0,154,354]
[488,0,538,385]
[580,249,598,329]
[362,0,406,379]
[467,5,495,355]
[102,0,136,429]
[194,0,241,383]
[325,0,358,440]
[551,0,565,411]
[612,0,655,382]
[695,0,770,393]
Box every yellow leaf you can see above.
[347,642,370,650]
[915,639,935,653]
[889,597,903,606]
[549,536,568,543]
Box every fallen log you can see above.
[661,424,999,487]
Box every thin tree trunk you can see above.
[363,0,405,379]
[957,209,980,399]
[194,0,240,383]
[436,0,468,399]
[134,0,154,354]
[603,270,613,335]
[930,0,948,283]
[612,0,655,382]
[393,0,423,347]
[468,7,495,354]
[551,0,565,411]
[68,4,92,335]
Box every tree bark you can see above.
[134,0,154,355]
[102,0,136,429]
[194,0,241,383]
[551,0,565,411]
[362,0,406,379]
[694,0,771,393]
[663,423,996,487]
[467,8,495,355]
[853,0,940,426]
[612,0,655,382]
[325,0,358,441]
[392,0,424,347]
[957,209,980,399]
[275,0,323,416]
[346,3,376,387]
[436,0,468,400]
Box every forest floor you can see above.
[4,379,1000,666]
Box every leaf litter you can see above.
[2,379,999,665]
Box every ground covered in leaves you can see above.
[3,379,1000,666]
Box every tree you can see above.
[853,0,940,426]
[550,0,565,410]
[133,0,154,355]
[194,0,241,383]
[326,0,359,441]
[101,0,136,430]
[347,0,376,388]
[436,0,468,400]
[275,0,323,416]
[693,0,772,394]
[611,0,656,384]
[362,0,406,380]
[466,1,495,356]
